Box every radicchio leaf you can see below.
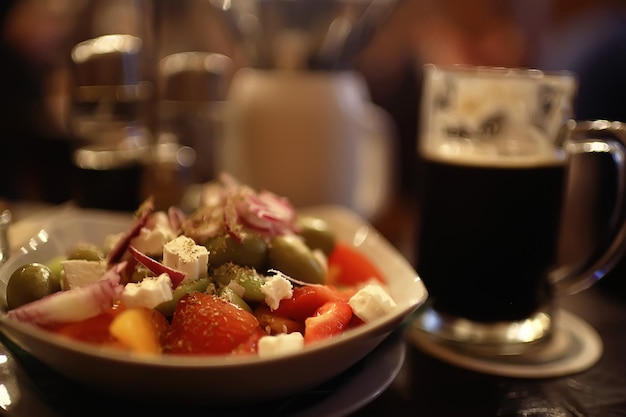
[128,245,185,289]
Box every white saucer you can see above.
[405,310,602,378]
[3,330,405,417]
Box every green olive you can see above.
[204,233,268,270]
[128,264,154,284]
[297,216,336,255]
[67,243,104,261]
[218,286,253,313]
[46,255,65,280]
[268,235,325,284]
[212,263,266,302]
[155,278,211,318]
[6,263,62,310]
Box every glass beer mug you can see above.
[411,64,626,355]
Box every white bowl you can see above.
[0,205,426,405]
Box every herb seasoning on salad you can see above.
[4,174,397,357]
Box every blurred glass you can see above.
[143,0,237,208]
[155,52,232,184]
[70,34,152,147]
[66,0,155,211]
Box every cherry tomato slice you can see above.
[45,305,125,347]
[304,301,353,344]
[272,285,348,323]
[164,292,260,355]
[327,242,386,286]
[254,305,305,335]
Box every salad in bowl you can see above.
[0,174,426,404]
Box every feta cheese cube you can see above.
[348,284,397,323]
[130,225,176,256]
[61,259,107,289]
[122,273,173,309]
[162,236,209,283]
[261,274,293,310]
[258,332,304,358]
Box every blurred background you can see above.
[1,0,625,201]
[1,0,626,292]
[1,0,625,200]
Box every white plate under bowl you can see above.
[0,205,426,405]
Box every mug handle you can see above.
[552,119,626,295]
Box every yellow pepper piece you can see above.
[109,308,162,354]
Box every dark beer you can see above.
[415,154,567,323]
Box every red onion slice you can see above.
[107,199,154,266]
[267,269,322,287]
[188,174,299,242]
[167,206,186,233]
[237,191,298,235]
[7,262,126,325]
[128,245,185,289]
[181,205,224,243]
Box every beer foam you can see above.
[421,70,573,169]
[421,141,567,168]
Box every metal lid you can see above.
[159,52,233,102]
[71,34,152,102]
